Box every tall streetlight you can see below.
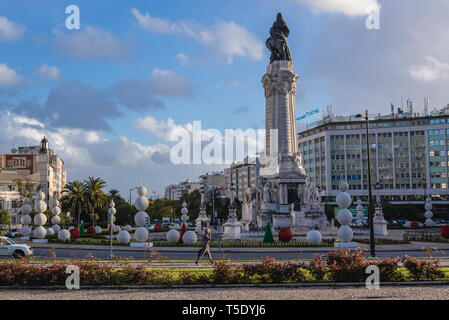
[129,186,138,225]
[355,110,376,257]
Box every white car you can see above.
[0,236,33,258]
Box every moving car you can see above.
[0,236,33,258]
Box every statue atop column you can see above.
[266,13,292,63]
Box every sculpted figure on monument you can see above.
[266,13,292,63]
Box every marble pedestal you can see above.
[374,219,388,236]
[195,208,210,233]
[223,208,242,240]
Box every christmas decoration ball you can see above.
[46,228,55,236]
[70,228,80,239]
[134,211,149,227]
[34,200,47,213]
[336,192,352,209]
[95,226,102,234]
[52,225,61,233]
[403,221,412,228]
[181,207,188,215]
[425,202,433,211]
[38,191,45,200]
[58,229,71,242]
[338,181,349,192]
[51,215,61,225]
[33,226,47,239]
[425,219,434,227]
[137,186,147,197]
[337,208,353,226]
[21,204,32,215]
[117,230,131,244]
[166,229,180,243]
[174,224,181,231]
[183,231,197,246]
[52,207,61,216]
[34,213,47,226]
[306,230,322,245]
[425,210,433,219]
[114,225,121,233]
[181,214,188,222]
[87,226,96,234]
[337,225,353,242]
[135,196,149,212]
[20,225,31,236]
[124,225,132,232]
[440,225,449,239]
[134,227,149,242]
[108,207,117,215]
[278,228,293,243]
[410,221,419,228]
[21,215,32,225]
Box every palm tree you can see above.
[60,181,85,229]
[83,177,108,227]
[108,189,121,202]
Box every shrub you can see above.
[212,261,244,284]
[179,270,200,285]
[375,258,404,282]
[402,256,444,281]
[440,225,449,239]
[325,249,369,282]
[308,255,330,281]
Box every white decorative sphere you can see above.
[134,211,149,227]
[418,222,424,227]
[58,229,71,241]
[35,200,47,213]
[38,191,45,201]
[109,200,115,208]
[426,197,431,203]
[166,229,180,243]
[403,221,412,228]
[51,215,61,225]
[114,225,121,233]
[108,207,117,215]
[337,225,353,242]
[357,212,364,220]
[338,181,349,192]
[117,230,131,244]
[52,225,61,233]
[20,225,31,236]
[174,224,181,231]
[183,231,197,245]
[425,210,433,219]
[52,207,61,216]
[306,230,322,245]
[134,196,149,212]
[181,207,188,215]
[33,226,47,239]
[137,186,147,197]
[34,213,47,226]
[337,209,353,226]
[425,219,434,227]
[425,203,433,211]
[21,215,32,225]
[69,227,74,231]
[181,214,188,223]
[336,192,352,209]
[21,204,32,215]
[46,228,55,236]
[95,226,102,234]
[134,227,149,242]
[124,225,132,232]
[54,200,60,206]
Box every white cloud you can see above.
[0,63,22,87]
[148,69,193,97]
[134,116,193,142]
[131,9,264,63]
[291,0,381,17]
[177,53,189,65]
[410,57,449,81]
[53,26,129,61]
[0,16,25,41]
[38,63,61,79]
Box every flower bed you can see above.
[0,250,445,287]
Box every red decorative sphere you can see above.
[278,228,293,243]
[87,226,96,234]
[70,228,80,239]
[441,225,449,239]
[410,221,419,228]
[154,224,162,231]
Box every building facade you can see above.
[224,158,260,202]
[164,179,200,200]
[298,106,449,213]
[0,137,66,224]
[199,172,227,197]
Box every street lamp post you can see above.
[356,110,376,257]
[129,186,138,225]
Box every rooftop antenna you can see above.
[424,97,429,116]
[391,103,395,116]
[407,99,413,114]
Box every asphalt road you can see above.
[26,247,448,260]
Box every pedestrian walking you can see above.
[195,228,214,265]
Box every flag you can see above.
[297,108,320,121]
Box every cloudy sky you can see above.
[1,0,449,197]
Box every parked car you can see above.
[0,236,33,258]
[5,228,20,238]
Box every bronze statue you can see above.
[266,13,292,63]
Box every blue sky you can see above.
[1,0,449,197]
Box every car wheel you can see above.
[13,250,25,259]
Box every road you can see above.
[25,247,448,260]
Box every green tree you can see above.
[0,210,12,225]
[60,180,87,229]
[107,189,121,202]
[83,177,108,227]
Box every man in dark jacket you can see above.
[195,228,214,265]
